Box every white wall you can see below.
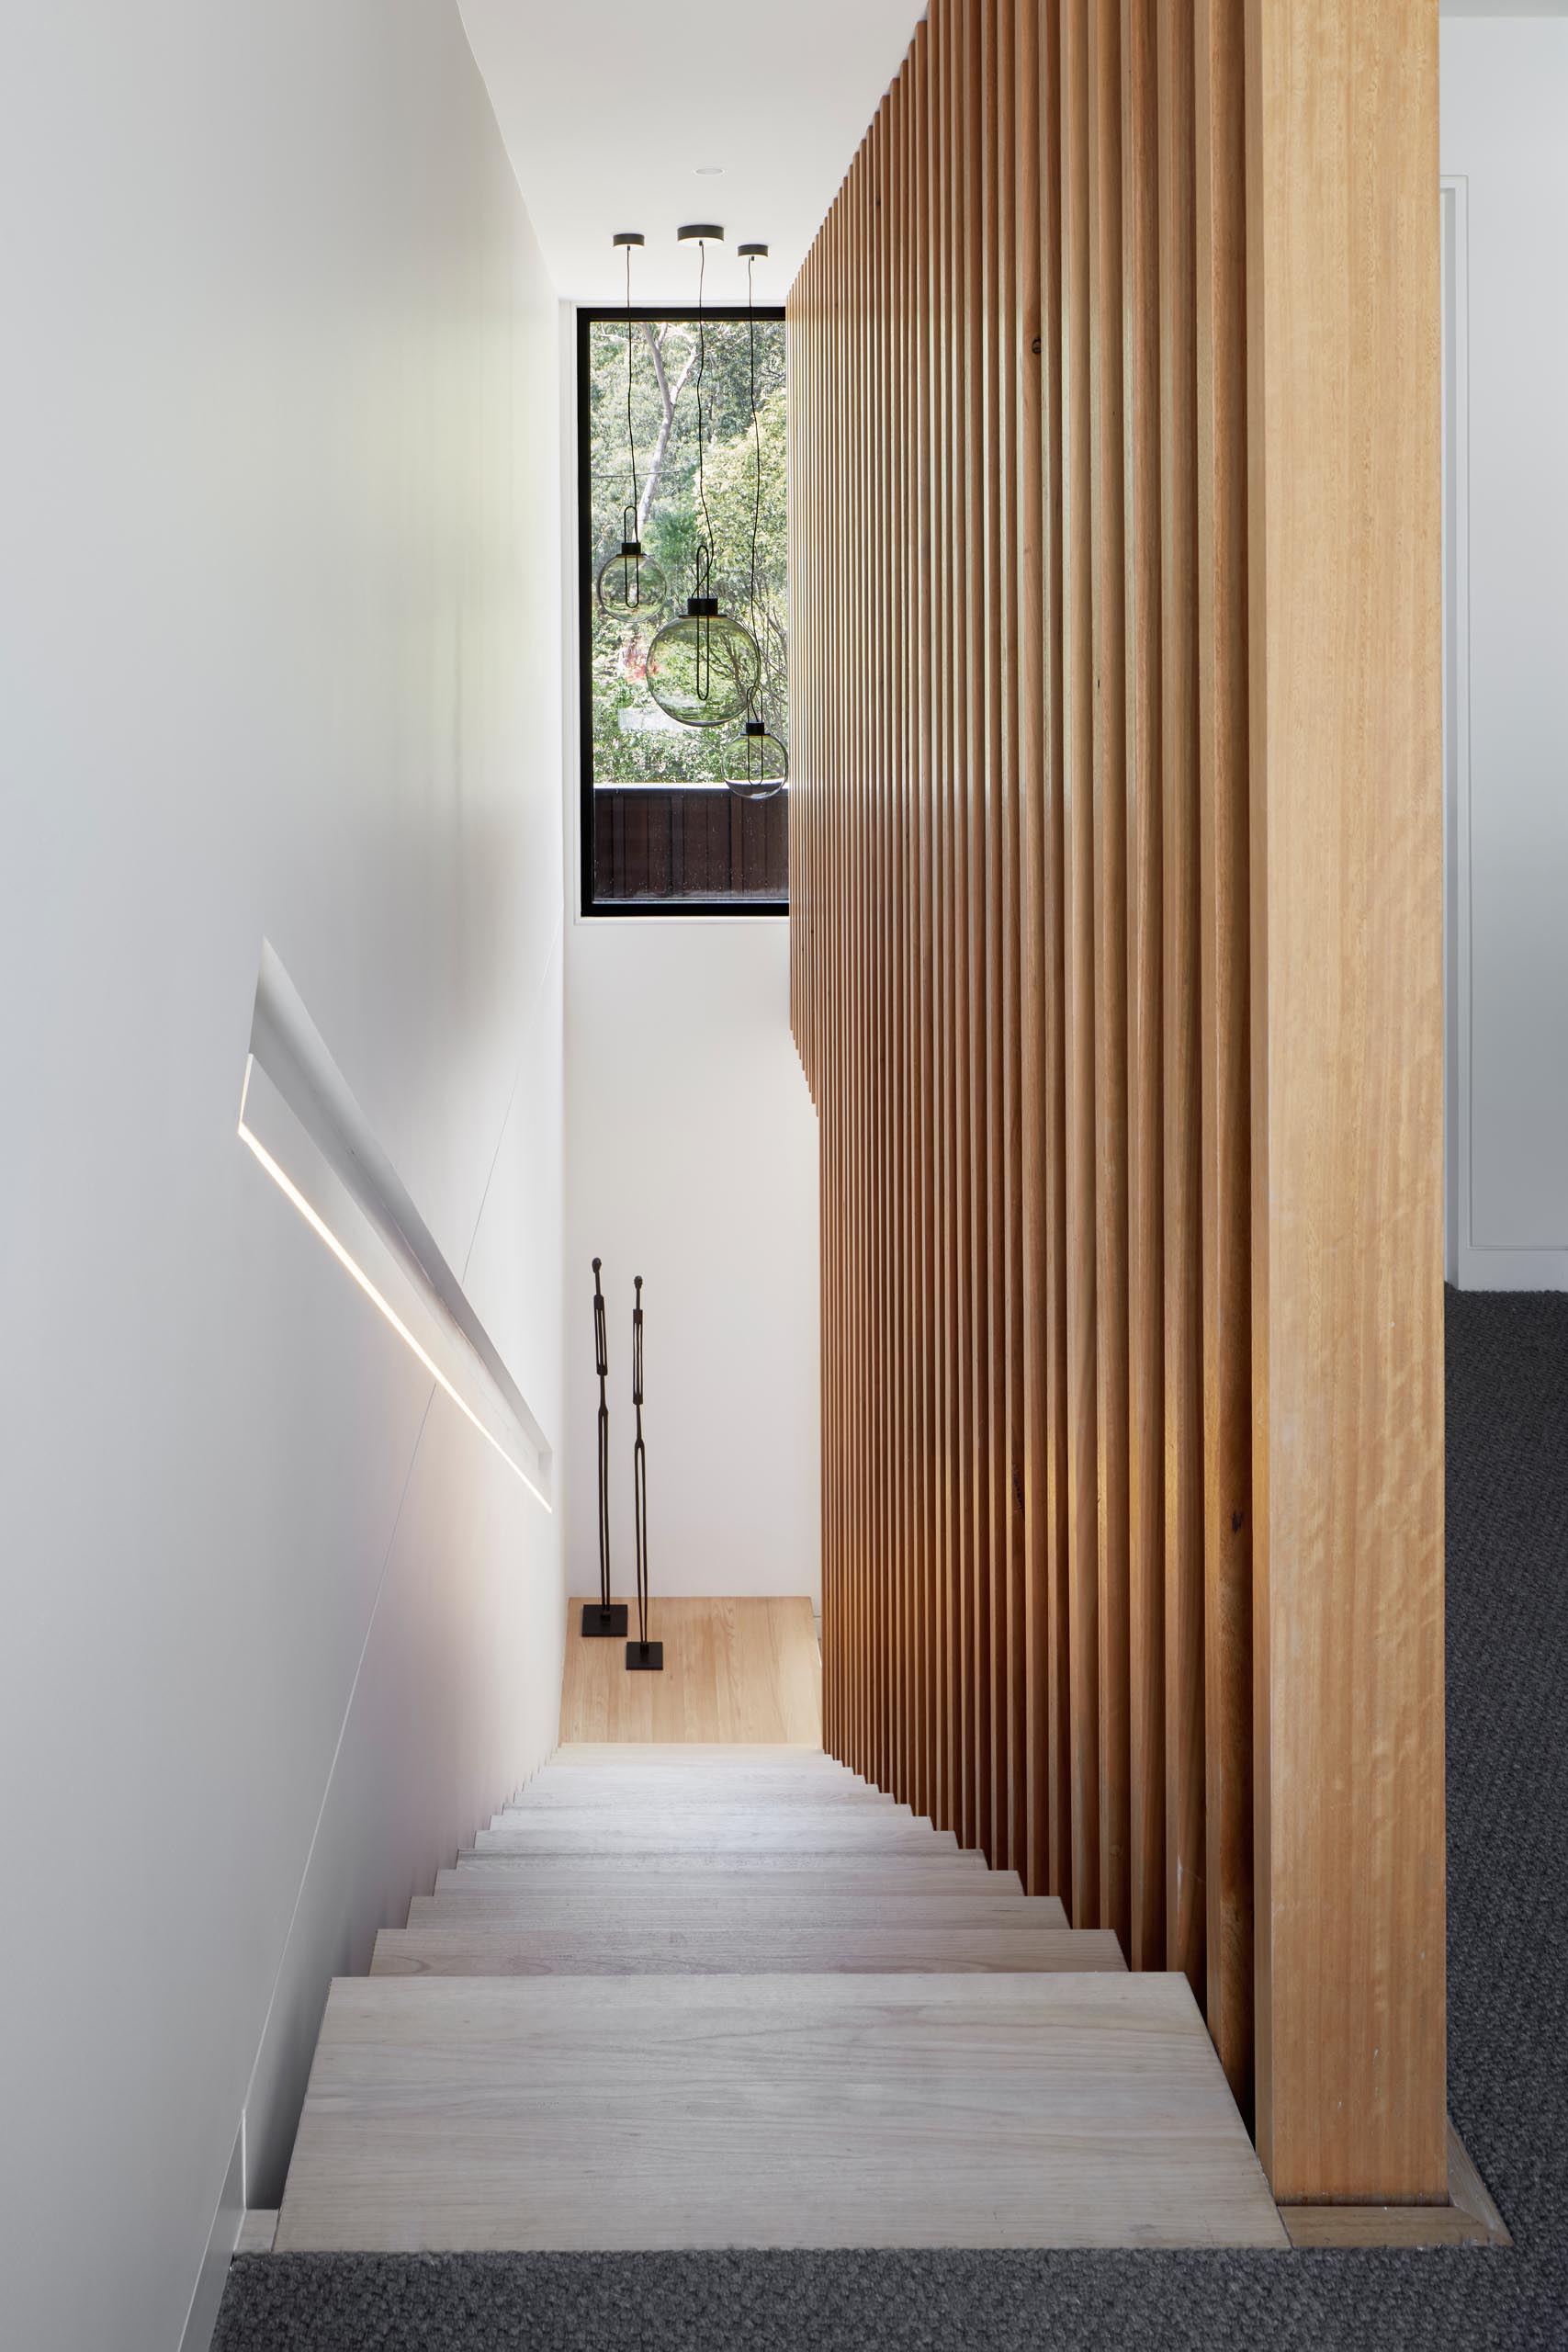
[557,297,822,1611]
[563,916,821,1604]
[1442,17,1568,1286]
[0,7,564,2349]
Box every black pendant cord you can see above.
[593,1257,612,1613]
[690,543,714,705]
[631,1276,649,1651]
[736,247,783,793]
[748,254,764,729]
[693,241,714,705]
[620,243,642,605]
[694,242,715,585]
[626,243,639,528]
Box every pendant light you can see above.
[728,242,788,800]
[595,232,669,620]
[645,227,761,729]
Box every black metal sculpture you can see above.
[581,1258,627,1638]
[626,1274,662,1670]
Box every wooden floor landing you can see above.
[558,1594,822,1743]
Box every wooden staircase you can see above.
[274,1742,1285,2252]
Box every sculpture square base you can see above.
[625,1640,664,1672]
[580,1603,628,1638]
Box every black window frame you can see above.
[576,302,789,922]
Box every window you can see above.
[577,306,788,917]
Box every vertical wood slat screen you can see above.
[788,0,1445,2206]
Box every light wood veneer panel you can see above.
[1244,0,1446,2202]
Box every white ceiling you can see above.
[458,0,926,308]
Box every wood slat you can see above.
[1058,0,1101,1935]
[1156,0,1206,2009]
[1121,0,1166,1979]
[784,0,1442,2206]
[1193,0,1254,2116]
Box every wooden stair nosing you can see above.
[468,1824,964,1859]
[504,1782,900,1812]
[369,1925,1126,1975]
[439,1857,1015,1892]
[550,1743,829,1761]
[409,1889,1071,1929]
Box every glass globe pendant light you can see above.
[731,718,788,800]
[645,550,761,729]
[727,243,788,799]
[595,232,668,621]
[646,227,761,730]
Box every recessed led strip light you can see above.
[236,944,553,1511]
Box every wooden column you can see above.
[1245,0,1447,2204]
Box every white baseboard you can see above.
[1455,1246,1568,1293]
[177,2119,243,2352]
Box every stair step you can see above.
[439,1858,1009,1894]
[371,1925,1124,1975]
[469,1813,962,1858]
[276,1973,1285,2252]
[549,1749,831,1769]
[509,1773,896,1810]
[411,1889,1068,1930]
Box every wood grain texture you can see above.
[1087,0,1131,1960]
[558,1598,821,1746]
[1282,2123,1509,2249]
[1155,0,1206,2009]
[372,1925,1126,1977]
[1121,0,1166,1978]
[469,1815,963,1859]
[1059,0,1101,1939]
[1193,0,1254,2120]
[786,0,1444,2201]
[509,1766,889,1807]
[1245,0,1446,2203]
[276,1972,1286,2252]
[410,1890,1070,1930]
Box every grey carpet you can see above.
[214,1289,1568,2351]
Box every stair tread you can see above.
[370,1925,1124,1975]
[469,1816,962,1856]
[411,1890,1067,1928]
[552,1749,831,1769]
[276,1973,1285,2252]
[440,1858,1008,1891]
[508,1780,896,1810]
